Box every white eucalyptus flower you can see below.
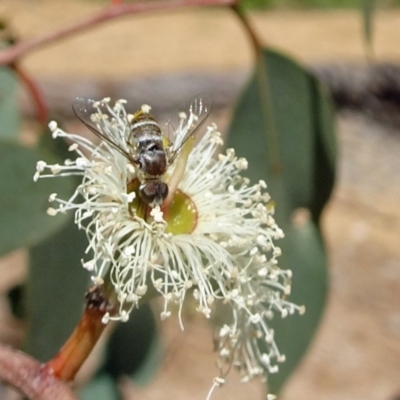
[34,98,304,387]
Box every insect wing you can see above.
[72,97,136,163]
[166,94,212,163]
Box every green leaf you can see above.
[37,120,73,161]
[24,122,90,361]
[0,140,75,256]
[226,47,336,394]
[361,0,376,59]
[228,49,336,224]
[79,373,121,400]
[26,216,90,361]
[267,220,328,392]
[103,304,161,385]
[0,67,19,140]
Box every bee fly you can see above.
[72,95,211,207]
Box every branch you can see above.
[0,0,237,66]
[0,343,77,400]
[11,64,48,126]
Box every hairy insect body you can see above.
[130,109,169,206]
[130,110,167,178]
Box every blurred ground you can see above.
[1,1,400,400]
[3,0,400,78]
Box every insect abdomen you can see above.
[130,113,167,177]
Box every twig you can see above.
[0,343,77,400]
[0,0,237,66]
[11,64,48,126]
[44,285,115,382]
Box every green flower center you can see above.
[163,189,197,235]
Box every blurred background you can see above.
[0,0,400,399]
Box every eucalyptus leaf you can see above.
[25,125,90,361]
[0,140,75,256]
[362,0,376,58]
[26,216,90,361]
[103,304,161,386]
[0,67,19,140]
[79,373,121,400]
[226,47,336,394]
[228,49,336,224]
[267,220,328,392]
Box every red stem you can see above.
[0,0,237,66]
[11,64,48,126]
[44,308,108,381]
[44,284,117,382]
[0,343,77,400]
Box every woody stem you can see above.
[43,284,117,381]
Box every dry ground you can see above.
[0,1,400,399]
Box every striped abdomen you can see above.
[130,110,168,178]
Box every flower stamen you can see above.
[35,98,303,395]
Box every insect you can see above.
[72,95,211,207]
